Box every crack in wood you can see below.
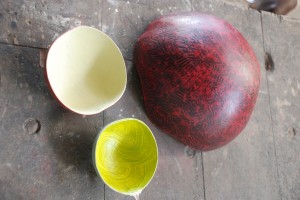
[260,12,283,200]
[201,152,206,200]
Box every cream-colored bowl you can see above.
[46,26,127,115]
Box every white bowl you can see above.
[46,26,127,115]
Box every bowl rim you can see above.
[92,118,159,196]
[45,26,127,115]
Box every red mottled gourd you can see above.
[134,12,260,151]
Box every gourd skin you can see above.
[135,13,260,151]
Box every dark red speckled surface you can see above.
[135,12,261,151]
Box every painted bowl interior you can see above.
[46,26,126,115]
[93,118,158,195]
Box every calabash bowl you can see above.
[46,26,127,115]
[93,118,158,196]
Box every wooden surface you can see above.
[0,0,101,48]
[262,12,300,200]
[0,0,300,200]
[0,44,105,200]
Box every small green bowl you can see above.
[93,118,158,196]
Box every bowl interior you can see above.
[46,26,126,115]
[94,119,158,195]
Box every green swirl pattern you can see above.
[94,118,158,195]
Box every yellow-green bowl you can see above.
[93,118,158,196]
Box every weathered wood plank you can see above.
[0,0,101,48]
[191,1,281,199]
[1,1,298,200]
[0,44,105,200]
[103,61,205,200]
[101,0,192,60]
[262,12,300,200]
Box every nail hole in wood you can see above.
[23,118,41,134]
[184,146,196,158]
[288,127,296,138]
[265,52,275,72]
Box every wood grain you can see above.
[0,44,105,200]
[0,0,299,199]
[0,0,101,48]
[262,12,300,200]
